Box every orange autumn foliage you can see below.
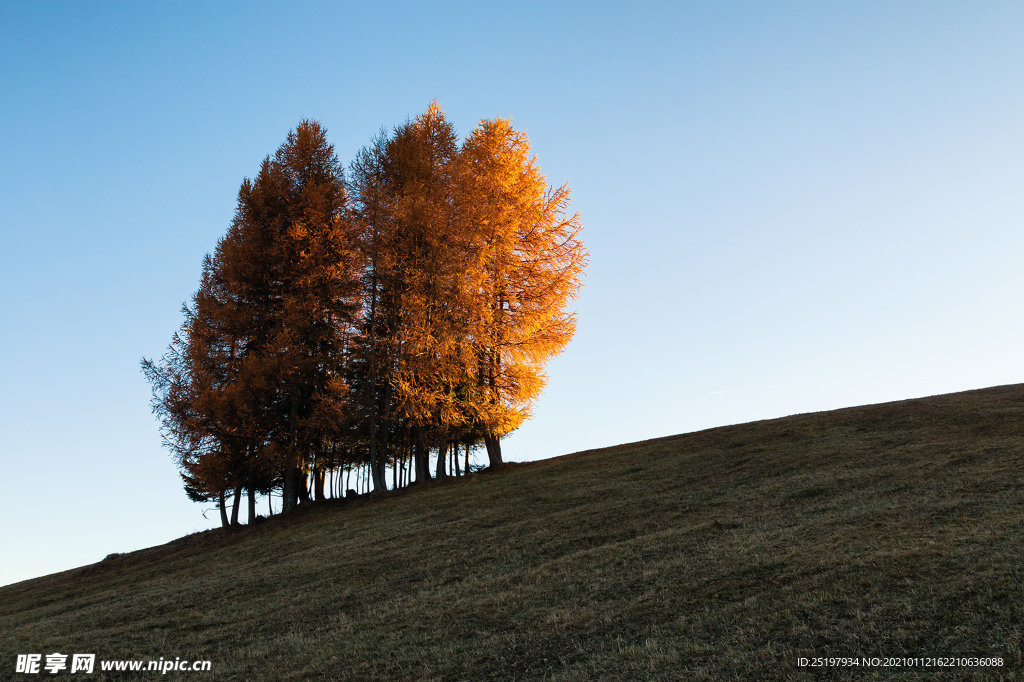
[146,104,587,515]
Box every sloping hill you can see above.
[3,385,1023,680]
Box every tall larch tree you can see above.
[458,118,588,467]
[348,130,401,492]
[142,250,258,528]
[349,102,465,487]
[249,120,360,512]
[145,119,360,516]
[385,103,469,478]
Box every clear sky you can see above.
[3,1,1023,587]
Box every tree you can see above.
[348,129,400,491]
[226,119,360,512]
[145,120,360,516]
[458,118,588,467]
[349,102,467,486]
[141,252,253,528]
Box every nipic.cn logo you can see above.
[16,653,96,674]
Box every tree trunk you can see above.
[370,439,387,493]
[454,443,462,476]
[283,396,301,513]
[283,466,299,513]
[414,433,429,483]
[247,485,256,524]
[369,410,381,492]
[298,468,311,503]
[367,260,384,493]
[484,433,503,468]
[314,468,325,502]
[219,489,229,528]
[465,443,470,475]
[436,443,448,479]
[230,484,243,527]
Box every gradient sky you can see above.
[3,1,1023,587]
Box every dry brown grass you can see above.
[3,385,1024,680]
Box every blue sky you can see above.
[3,1,1023,586]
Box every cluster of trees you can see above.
[143,103,587,527]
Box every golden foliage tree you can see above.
[145,120,360,518]
[458,118,588,466]
[348,103,473,484]
[222,120,360,513]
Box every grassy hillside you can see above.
[4,385,1023,680]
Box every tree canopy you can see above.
[143,104,588,525]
